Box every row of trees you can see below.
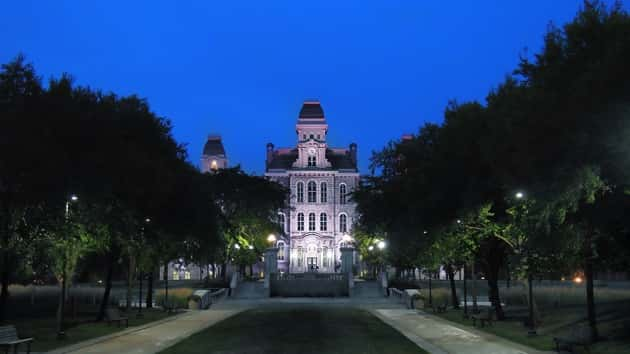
[0,56,286,330]
[354,1,630,341]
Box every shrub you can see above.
[155,287,194,309]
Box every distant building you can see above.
[265,100,359,273]
[201,135,228,172]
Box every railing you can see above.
[270,273,349,297]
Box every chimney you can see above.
[349,143,357,167]
[266,143,274,167]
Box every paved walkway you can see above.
[48,309,245,354]
[371,308,552,354]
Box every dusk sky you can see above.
[2,1,621,174]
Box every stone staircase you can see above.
[352,281,384,298]
[231,281,267,299]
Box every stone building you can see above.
[265,100,359,273]
[200,135,228,172]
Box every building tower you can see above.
[201,135,228,172]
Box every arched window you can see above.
[308,213,316,231]
[277,241,285,260]
[339,214,347,233]
[307,156,316,167]
[297,182,304,203]
[320,213,327,231]
[339,183,347,204]
[297,213,304,231]
[278,213,286,232]
[307,181,317,203]
[320,182,327,203]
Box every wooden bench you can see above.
[105,308,129,328]
[553,325,592,353]
[471,307,493,327]
[433,302,448,313]
[0,325,33,354]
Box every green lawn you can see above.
[160,306,427,354]
[12,308,175,352]
[434,306,630,354]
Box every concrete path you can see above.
[371,308,552,354]
[47,309,245,354]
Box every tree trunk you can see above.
[126,253,135,312]
[146,270,154,309]
[97,251,115,321]
[447,265,459,309]
[0,251,9,324]
[584,228,598,341]
[471,261,478,312]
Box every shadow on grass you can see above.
[160,305,427,354]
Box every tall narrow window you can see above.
[339,183,347,204]
[278,213,285,232]
[277,241,285,260]
[320,182,327,203]
[297,182,304,203]
[320,213,327,231]
[308,213,316,231]
[322,247,329,267]
[307,181,317,203]
[297,213,304,231]
[298,247,304,267]
[307,156,316,167]
[339,214,347,233]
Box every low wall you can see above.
[270,273,349,297]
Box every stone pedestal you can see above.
[264,247,278,289]
[340,247,354,290]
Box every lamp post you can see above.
[58,194,78,340]
[136,218,150,318]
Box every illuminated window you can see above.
[320,213,327,231]
[277,241,285,260]
[308,213,316,231]
[297,213,304,231]
[339,214,347,233]
[321,182,327,203]
[211,160,218,170]
[307,181,316,202]
[184,271,191,280]
[278,213,286,232]
[297,182,304,203]
[172,271,179,280]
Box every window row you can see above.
[296,213,348,232]
[296,182,347,204]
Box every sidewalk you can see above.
[48,309,245,354]
[371,309,553,354]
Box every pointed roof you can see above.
[202,135,226,156]
[297,100,326,125]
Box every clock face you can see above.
[308,147,317,156]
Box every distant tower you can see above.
[201,135,228,172]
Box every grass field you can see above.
[160,306,426,354]
[11,308,175,352]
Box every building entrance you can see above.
[307,257,318,271]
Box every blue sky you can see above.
[1,1,620,174]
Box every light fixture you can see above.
[515,192,524,199]
[267,234,277,243]
[248,245,254,250]
[145,218,151,223]
[342,234,353,243]
[368,245,374,251]
[456,219,461,224]
[574,276,583,284]
[234,244,241,250]
[377,241,386,250]
[70,195,78,202]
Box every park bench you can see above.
[0,325,33,354]
[553,325,592,354]
[471,307,494,327]
[105,308,129,328]
[433,301,448,313]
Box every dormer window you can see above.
[307,156,316,167]
[309,134,314,140]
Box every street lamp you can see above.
[377,240,386,250]
[368,245,374,251]
[267,234,277,244]
[248,245,254,250]
[234,244,241,250]
[58,194,79,339]
[515,191,524,199]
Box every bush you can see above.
[155,288,194,309]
